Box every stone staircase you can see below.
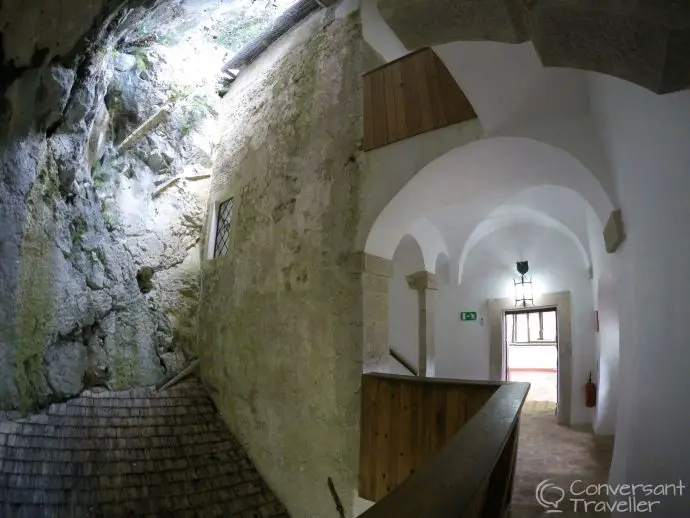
[0,380,289,518]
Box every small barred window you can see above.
[213,198,233,258]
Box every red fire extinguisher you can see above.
[585,371,597,408]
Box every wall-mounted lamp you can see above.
[514,261,534,307]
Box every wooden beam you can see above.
[117,108,169,153]
[154,359,200,392]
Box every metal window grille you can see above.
[213,198,233,258]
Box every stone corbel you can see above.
[349,251,394,278]
[603,209,625,253]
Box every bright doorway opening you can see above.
[505,308,558,410]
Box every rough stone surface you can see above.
[0,126,169,410]
[199,9,364,518]
[0,0,237,411]
[379,0,525,45]
[377,0,690,94]
[113,52,137,72]
[44,342,88,398]
[358,261,392,365]
[37,66,77,131]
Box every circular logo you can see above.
[536,479,565,513]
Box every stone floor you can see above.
[510,402,613,517]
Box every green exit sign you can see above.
[460,311,477,321]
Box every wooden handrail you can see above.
[362,47,429,77]
[389,348,418,376]
[361,372,504,388]
[359,375,529,518]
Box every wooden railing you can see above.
[389,348,418,376]
[359,373,529,517]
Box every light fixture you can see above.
[514,260,534,307]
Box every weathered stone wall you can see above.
[199,8,364,518]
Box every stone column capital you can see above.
[406,270,438,291]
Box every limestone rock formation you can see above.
[0,0,234,411]
[97,43,218,367]
[0,0,312,416]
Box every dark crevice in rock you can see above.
[136,266,155,293]
[59,55,101,137]
[0,41,50,98]
[0,43,51,144]
[45,119,62,139]
[156,351,168,374]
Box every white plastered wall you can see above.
[388,235,425,370]
[588,74,690,511]
[434,224,595,425]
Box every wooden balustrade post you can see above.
[351,252,394,369]
[406,271,438,377]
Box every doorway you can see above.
[488,291,571,425]
[505,308,558,412]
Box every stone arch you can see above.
[361,0,407,62]
[388,234,426,370]
[392,233,425,271]
[364,136,614,262]
[434,253,450,286]
[457,202,590,284]
[374,0,690,94]
[407,217,449,274]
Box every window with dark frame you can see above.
[506,309,557,344]
[213,197,233,259]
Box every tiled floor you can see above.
[510,404,613,517]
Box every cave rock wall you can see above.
[0,0,217,411]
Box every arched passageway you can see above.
[456,194,591,285]
[364,136,613,263]
[362,133,614,424]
